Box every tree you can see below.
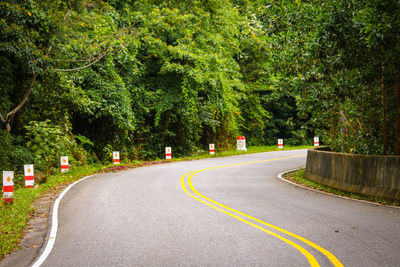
[0,0,128,132]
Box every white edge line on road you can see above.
[31,174,95,267]
[277,168,400,209]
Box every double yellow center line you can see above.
[180,155,344,267]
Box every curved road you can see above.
[36,150,400,266]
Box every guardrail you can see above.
[305,148,400,200]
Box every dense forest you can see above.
[1,0,399,175]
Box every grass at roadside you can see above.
[0,145,311,259]
[0,164,106,259]
[285,168,400,207]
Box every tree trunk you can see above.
[394,75,400,155]
[0,73,37,132]
[381,63,388,155]
[329,102,338,150]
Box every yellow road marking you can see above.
[181,172,320,267]
[181,155,344,267]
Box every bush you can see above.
[0,130,34,189]
[24,120,86,175]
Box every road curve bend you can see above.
[34,150,400,266]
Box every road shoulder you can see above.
[0,186,65,267]
[278,169,400,209]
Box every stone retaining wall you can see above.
[305,149,400,200]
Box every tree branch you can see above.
[5,72,37,121]
[54,58,96,62]
[1,72,37,132]
[51,49,110,72]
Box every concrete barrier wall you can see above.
[305,149,400,200]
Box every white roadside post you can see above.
[113,151,120,164]
[314,137,320,147]
[209,144,215,155]
[278,139,284,149]
[24,164,34,188]
[3,171,14,204]
[165,147,172,160]
[61,156,69,172]
[237,136,247,151]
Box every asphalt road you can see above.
[37,150,400,266]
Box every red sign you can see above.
[166,147,172,160]
[61,156,69,172]
[209,144,215,155]
[278,139,283,149]
[314,137,320,147]
[113,152,120,164]
[3,171,14,204]
[24,164,34,188]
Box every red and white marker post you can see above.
[165,147,172,160]
[314,137,320,147]
[209,144,215,155]
[278,139,284,149]
[113,151,120,164]
[237,136,247,151]
[3,171,14,204]
[61,156,69,172]
[24,164,34,188]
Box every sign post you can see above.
[209,144,215,155]
[3,171,14,204]
[237,136,247,151]
[165,147,172,160]
[61,156,69,172]
[314,137,320,147]
[278,139,283,149]
[113,151,120,164]
[24,164,34,188]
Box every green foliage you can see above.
[1,0,399,179]
[75,135,94,149]
[234,0,400,154]
[119,1,246,156]
[301,0,400,154]
[24,120,83,174]
[0,130,33,188]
